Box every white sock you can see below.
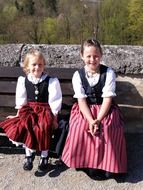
[25,147,36,157]
[41,150,48,158]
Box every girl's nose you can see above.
[35,64,40,69]
[90,56,95,62]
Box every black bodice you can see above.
[25,76,50,103]
[78,64,108,105]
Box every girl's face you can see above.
[28,56,45,78]
[81,46,102,72]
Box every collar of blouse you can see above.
[27,73,48,84]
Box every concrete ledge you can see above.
[0,44,143,74]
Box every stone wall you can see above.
[0,44,143,132]
[0,44,143,74]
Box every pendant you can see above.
[35,89,39,95]
[34,85,39,95]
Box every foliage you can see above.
[126,0,143,45]
[0,0,143,45]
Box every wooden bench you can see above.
[0,66,143,136]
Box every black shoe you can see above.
[23,153,35,171]
[88,169,108,180]
[38,157,49,172]
[105,171,114,179]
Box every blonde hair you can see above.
[22,49,46,74]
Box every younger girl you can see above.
[61,39,127,179]
[0,49,62,172]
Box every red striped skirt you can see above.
[62,103,127,173]
[0,102,53,151]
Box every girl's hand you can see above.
[52,120,58,129]
[88,120,100,136]
[52,115,58,129]
[6,115,18,119]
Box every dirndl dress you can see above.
[61,102,127,173]
[0,76,54,151]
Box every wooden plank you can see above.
[0,81,16,94]
[0,67,76,80]
[60,83,73,95]
[0,67,24,78]
[47,67,76,79]
[0,95,15,107]
[62,96,76,107]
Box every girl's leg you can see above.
[38,150,49,171]
[23,146,36,171]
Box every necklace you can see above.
[85,66,100,78]
[87,71,98,78]
[32,75,42,100]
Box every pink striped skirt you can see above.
[62,103,127,173]
[0,102,53,151]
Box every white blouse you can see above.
[15,73,62,115]
[72,66,116,99]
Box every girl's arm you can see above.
[97,67,116,122]
[52,114,58,129]
[48,77,62,115]
[48,77,62,129]
[97,97,112,122]
[78,98,95,125]
[78,98,98,136]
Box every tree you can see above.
[41,17,57,44]
[45,0,57,13]
[15,0,35,15]
[127,0,143,44]
[98,0,129,44]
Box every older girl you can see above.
[62,39,127,179]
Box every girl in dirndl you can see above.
[0,49,62,172]
[61,39,127,179]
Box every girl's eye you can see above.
[32,63,43,67]
[95,56,99,59]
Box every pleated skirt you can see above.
[62,103,127,173]
[0,102,53,151]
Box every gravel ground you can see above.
[0,133,143,190]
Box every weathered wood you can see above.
[0,67,76,79]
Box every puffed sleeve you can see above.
[102,67,116,97]
[48,77,62,115]
[15,76,27,109]
[72,71,87,98]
